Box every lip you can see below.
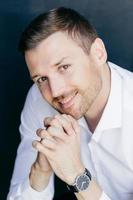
[59,92,78,109]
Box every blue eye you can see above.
[37,76,47,84]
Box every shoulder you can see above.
[109,63,133,170]
[22,84,57,125]
[109,61,133,79]
[26,83,42,102]
[109,62,133,114]
[109,61,133,92]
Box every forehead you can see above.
[25,32,93,80]
[35,31,80,54]
[25,32,86,65]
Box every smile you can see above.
[59,91,78,109]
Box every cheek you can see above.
[39,85,52,102]
[72,71,90,90]
[68,69,87,87]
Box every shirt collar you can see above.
[78,61,122,133]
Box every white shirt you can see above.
[7,62,133,200]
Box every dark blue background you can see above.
[0,1,133,199]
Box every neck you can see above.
[84,63,111,133]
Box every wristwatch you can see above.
[67,168,92,193]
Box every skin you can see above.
[25,32,111,199]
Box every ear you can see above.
[90,38,107,65]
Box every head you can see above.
[19,7,98,55]
[19,7,108,119]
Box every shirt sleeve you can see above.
[7,85,55,200]
[7,174,54,200]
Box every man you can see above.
[7,7,133,200]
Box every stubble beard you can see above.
[52,81,102,120]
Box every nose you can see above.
[49,76,66,98]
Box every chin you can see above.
[64,109,84,120]
[71,112,84,120]
[53,102,84,119]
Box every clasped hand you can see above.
[33,114,85,185]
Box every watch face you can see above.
[76,174,90,191]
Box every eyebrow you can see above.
[54,56,69,66]
[31,56,69,80]
[31,75,40,80]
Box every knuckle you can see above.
[44,117,52,126]
[34,142,40,149]
[36,128,42,135]
[51,118,58,126]
[43,117,48,123]
[68,114,75,121]
[54,114,60,118]
[62,114,67,118]
[38,129,46,138]
[47,126,56,136]
[62,114,69,121]
[47,126,52,132]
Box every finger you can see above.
[41,137,57,150]
[32,140,52,158]
[36,128,51,139]
[67,115,80,134]
[44,116,62,129]
[36,128,46,139]
[37,129,58,146]
[47,125,67,141]
[43,117,52,127]
[54,114,75,135]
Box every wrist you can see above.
[29,163,52,192]
[67,168,92,193]
[33,160,52,174]
[66,165,85,185]
[75,179,102,199]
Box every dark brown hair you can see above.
[19,7,98,55]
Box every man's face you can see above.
[25,32,104,119]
